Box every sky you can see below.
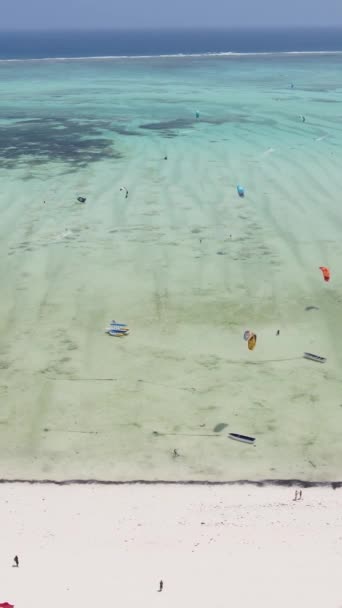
[1,0,342,29]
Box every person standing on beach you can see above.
[13,555,19,567]
[158,580,163,592]
[299,490,302,500]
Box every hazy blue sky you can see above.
[1,0,342,29]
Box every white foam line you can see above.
[1,50,342,63]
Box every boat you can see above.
[106,328,129,337]
[303,352,326,363]
[237,184,245,198]
[228,433,255,445]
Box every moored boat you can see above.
[303,352,326,363]
[229,433,255,445]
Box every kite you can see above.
[237,184,245,198]
[247,333,257,351]
[319,266,330,282]
[243,330,251,341]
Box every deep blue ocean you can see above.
[0,28,342,59]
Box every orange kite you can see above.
[248,333,257,351]
[319,266,330,282]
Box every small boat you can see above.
[303,352,326,363]
[105,325,129,336]
[237,184,245,198]
[229,432,255,445]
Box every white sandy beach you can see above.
[1,483,342,608]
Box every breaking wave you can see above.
[1,50,342,62]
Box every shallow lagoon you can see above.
[0,55,342,481]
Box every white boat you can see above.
[303,352,326,363]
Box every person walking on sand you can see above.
[293,490,298,501]
[299,490,302,500]
[13,555,19,567]
[158,580,163,592]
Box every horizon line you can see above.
[1,25,342,32]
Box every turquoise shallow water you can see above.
[1,55,342,481]
[1,55,342,170]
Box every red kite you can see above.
[319,266,330,282]
[0,602,14,608]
